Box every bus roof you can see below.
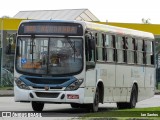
[83,21,154,40]
[20,20,154,40]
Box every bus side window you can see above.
[123,37,127,63]
[142,40,146,64]
[146,40,153,65]
[126,37,134,64]
[95,33,98,60]
[117,36,124,63]
[85,33,95,70]
[112,35,116,62]
[102,34,105,61]
[137,40,143,64]
[96,33,103,61]
[105,34,115,62]
[151,41,154,65]
[132,38,137,64]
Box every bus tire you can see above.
[32,101,44,111]
[117,85,137,109]
[128,84,137,108]
[89,87,99,112]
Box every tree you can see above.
[142,18,151,24]
[1,16,10,18]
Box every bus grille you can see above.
[32,86,63,90]
[35,92,60,98]
[26,77,69,84]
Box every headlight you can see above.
[15,78,30,90]
[65,79,83,91]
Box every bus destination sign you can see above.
[18,22,83,36]
[24,25,77,34]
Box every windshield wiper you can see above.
[30,35,35,63]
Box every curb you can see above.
[0,90,14,97]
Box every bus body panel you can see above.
[84,69,97,103]
[92,63,155,103]
[84,86,95,103]
[95,63,116,102]
[14,85,85,103]
[145,67,155,88]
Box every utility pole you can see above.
[0,19,3,86]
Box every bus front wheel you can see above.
[32,101,44,111]
[89,87,99,112]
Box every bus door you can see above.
[84,34,96,102]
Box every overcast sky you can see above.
[1,0,160,24]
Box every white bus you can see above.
[14,20,155,112]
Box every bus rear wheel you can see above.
[128,84,137,108]
[117,85,137,109]
[32,101,44,111]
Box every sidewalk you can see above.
[0,90,14,96]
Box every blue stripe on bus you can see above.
[19,75,76,87]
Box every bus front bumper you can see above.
[14,86,85,104]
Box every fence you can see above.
[0,48,14,87]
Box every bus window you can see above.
[151,41,154,65]
[146,40,152,65]
[123,37,128,63]
[85,33,95,69]
[102,34,105,61]
[117,36,124,63]
[96,33,103,61]
[126,37,134,64]
[133,38,137,64]
[137,40,143,64]
[104,34,115,62]
[143,40,147,64]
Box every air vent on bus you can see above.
[35,92,60,98]
[32,86,63,89]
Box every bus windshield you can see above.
[16,37,83,75]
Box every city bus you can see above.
[14,20,155,112]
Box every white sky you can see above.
[1,0,160,24]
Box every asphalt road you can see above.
[0,95,160,119]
